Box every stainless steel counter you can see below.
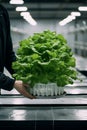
[0,93,87,129]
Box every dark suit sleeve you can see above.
[3,5,16,74]
[0,72,15,91]
[0,5,16,91]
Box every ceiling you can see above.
[0,0,87,20]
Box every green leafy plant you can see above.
[12,30,78,87]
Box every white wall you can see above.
[10,18,87,57]
[10,19,75,50]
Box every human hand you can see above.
[13,80,36,99]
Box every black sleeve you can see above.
[3,5,16,74]
[0,72,15,91]
[0,5,16,91]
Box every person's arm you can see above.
[3,5,16,74]
[0,5,35,99]
[0,72,35,99]
[0,72,15,91]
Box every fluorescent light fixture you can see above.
[20,12,30,16]
[71,12,81,16]
[78,6,87,11]
[59,15,75,26]
[20,12,37,26]
[9,0,24,4]
[16,6,27,11]
[24,16,37,26]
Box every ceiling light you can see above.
[71,12,81,16]
[20,12,37,26]
[20,12,30,17]
[9,0,24,4]
[59,15,76,26]
[24,16,37,26]
[16,7,27,11]
[78,6,87,11]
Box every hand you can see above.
[13,80,36,99]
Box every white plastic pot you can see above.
[27,83,64,96]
